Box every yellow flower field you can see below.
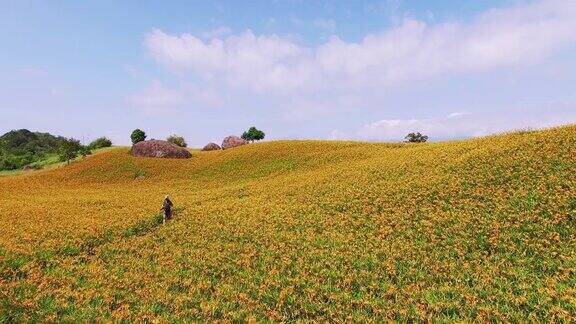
[0,125,575,321]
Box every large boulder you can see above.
[221,136,248,150]
[131,140,192,159]
[202,142,221,151]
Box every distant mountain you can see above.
[0,129,67,170]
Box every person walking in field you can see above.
[161,195,173,224]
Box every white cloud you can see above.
[358,112,478,141]
[134,0,576,141]
[144,0,576,95]
[357,105,576,141]
[145,29,317,93]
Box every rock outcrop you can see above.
[221,136,248,150]
[131,140,192,159]
[202,142,222,151]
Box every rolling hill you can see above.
[0,125,575,321]
[0,129,67,171]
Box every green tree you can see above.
[131,129,147,145]
[78,146,92,157]
[58,138,82,164]
[166,134,187,148]
[241,127,265,142]
[404,132,428,143]
[88,137,112,150]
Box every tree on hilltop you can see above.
[241,127,265,143]
[131,129,146,145]
[89,137,112,150]
[405,132,428,143]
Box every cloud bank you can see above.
[356,105,576,141]
[144,0,576,93]
[130,0,576,141]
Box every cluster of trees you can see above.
[130,127,266,148]
[131,127,426,146]
[0,129,113,171]
[132,127,425,147]
[404,132,429,143]
[57,136,113,164]
[55,136,114,164]
[0,130,66,170]
[130,129,189,148]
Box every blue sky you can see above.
[1,0,575,146]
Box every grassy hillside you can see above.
[0,126,575,321]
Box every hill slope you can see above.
[0,126,575,321]
[0,129,67,171]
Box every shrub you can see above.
[241,127,265,142]
[131,129,146,145]
[166,135,187,148]
[88,137,112,150]
[405,132,428,143]
[0,155,20,170]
